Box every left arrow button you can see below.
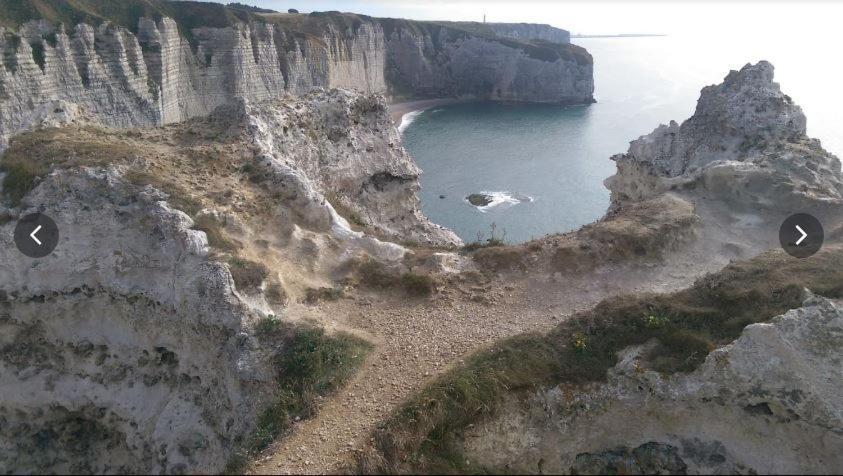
[14,213,59,258]
[30,225,43,246]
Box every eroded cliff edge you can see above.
[360,62,843,474]
[0,1,593,149]
[0,88,464,473]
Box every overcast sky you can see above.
[213,1,843,37]
[204,1,842,153]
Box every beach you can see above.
[388,98,462,129]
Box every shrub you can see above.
[304,287,343,304]
[401,273,435,297]
[255,314,281,336]
[463,222,506,252]
[265,282,288,305]
[228,257,269,292]
[356,259,394,288]
[644,314,669,329]
[229,324,372,470]
[0,161,46,206]
[571,333,588,353]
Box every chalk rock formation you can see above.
[0,86,461,473]
[464,293,843,474]
[0,6,593,150]
[383,20,592,103]
[606,61,843,215]
[484,23,571,44]
[0,168,273,473]
[242,89,460,246]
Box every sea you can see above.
[401,36,843,244]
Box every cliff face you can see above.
[382,21,592,103]
[0,86,460,473]
[0,167,272,473]
[466,292,843,474]
[479,22,571,44]
[0,7,593,149]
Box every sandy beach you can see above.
[388,97,463,130]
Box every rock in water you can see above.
[466,193,494,207]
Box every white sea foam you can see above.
[398,110,423,133]
[469,191,534,212]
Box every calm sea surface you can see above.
[402,36,842,243]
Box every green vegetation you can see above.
[0,127,136,206]
[355,258,438,297]
[255,314,281,335]
[125,169,204,217]
[0,160,47,206]
[355,258,394,288]
[228,257,269,292]
[264,282,287,305]
[228,323,372,471]
[400,273,436,297]
[462,222,506,252]
[363,247,843,473]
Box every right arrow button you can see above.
[794,225,808,246]
[780,213,823,258]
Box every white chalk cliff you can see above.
[0,10,593,150]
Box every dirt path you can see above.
[248,246,724,475]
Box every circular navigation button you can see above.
[779,213,823,259]
[13,213,59,258]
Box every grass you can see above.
[255,314,281,336]
[0,127,137,206]
[355,259,395,288]
[462,222,507,252]
[362,246,843,473]
[228,257,269,292]
[192,215,241,252]
[0,160,47,206]
[304,287,343,304]
[355,259,438,297]
[462,238,505,252]
[227,323,372,471]
[400,273,436,297]
[227,257,266,290]
[125,170,204,217]
[265,282,287,305]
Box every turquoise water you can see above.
[402,36,843,244]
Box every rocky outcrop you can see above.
[464,293,843,474]
[0,86,461,473]
[242,89,460,246]
[0,6,593,150]
[605,61,843,217]
[0,168,274,473]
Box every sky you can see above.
[206,1,843,154]
[215,0,843,37]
